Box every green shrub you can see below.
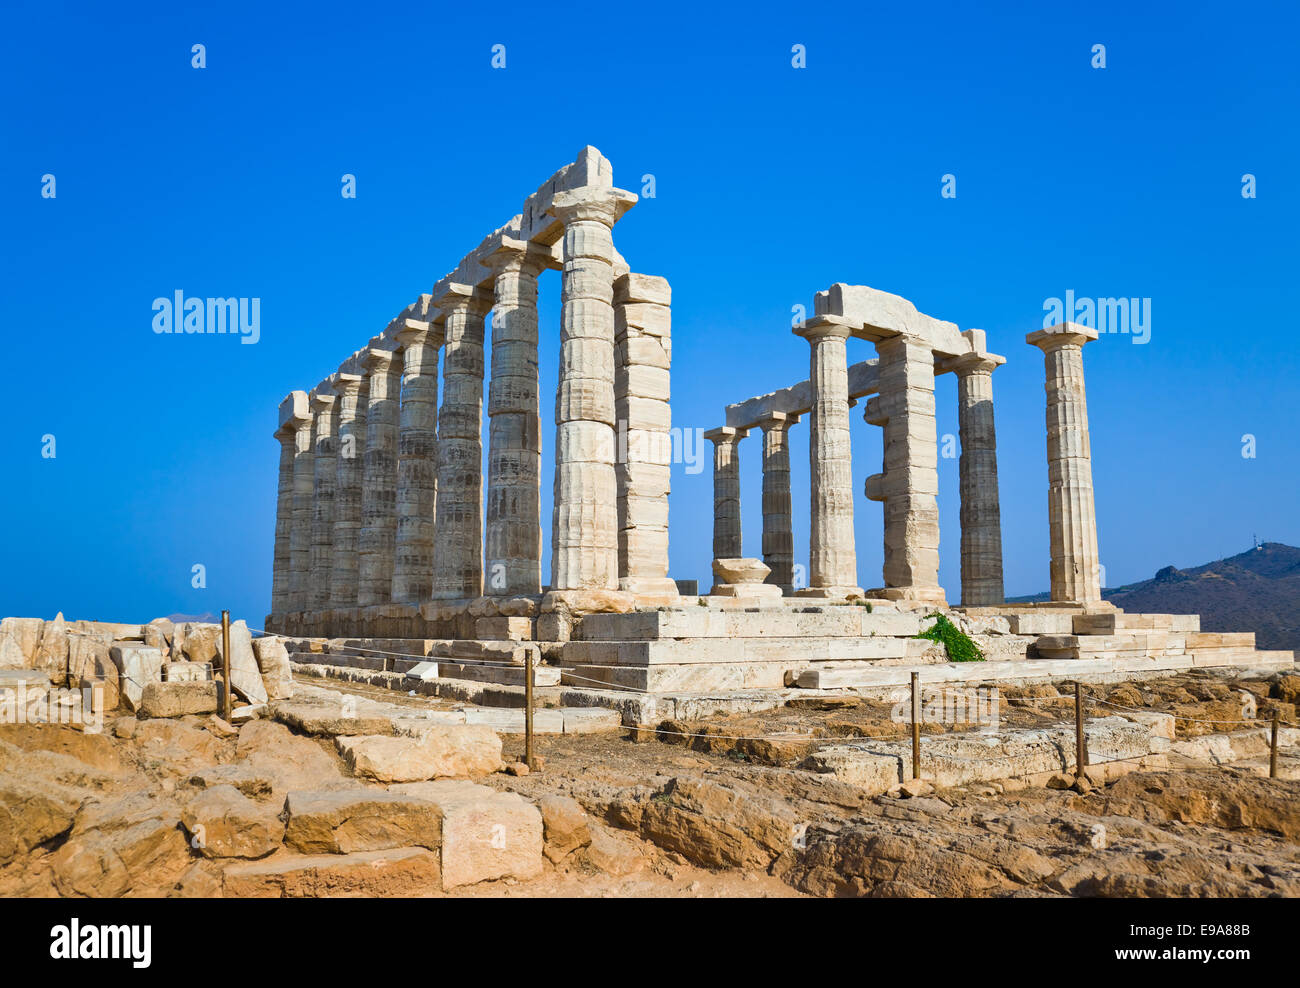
[915,613,984,663]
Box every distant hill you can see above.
[1008,542,1300,651]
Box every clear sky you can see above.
[3,0,1297,625]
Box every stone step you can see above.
[576,607,924,641]
[563,662,790,692]
[433,662,562,688]
[562,635,935,667]
[1073,613,1200,634]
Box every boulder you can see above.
[179,624,220,665]
[0,772,83,863]
[283,789,442,854]
[181,785,285,859]
[50,817,191,897]
[252,637,294,700]
[538,794,591,863]
[109,643,164,711]
[583,823,648,876]
[66,632,112,686]
[235,721,346,793]
[138,681,220,719]
[336,727,502,783]
[389,780,542,888]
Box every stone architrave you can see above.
[1028,322,1102,603]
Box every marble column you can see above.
[547,186,636,591]
[1027,323,1102,603]
[432,284,490,600]
[358,348,402,607]
[308,393,338,613]
[795,319,860,596]
[704,427,745,560]
[614,272,676,595]
[954,354,1005,606]
[758,412,796,594]
[482,241,546,597]
[874,335,943,603]
[272,390,309,618]
[287,400,315,613]
[393,318,444,605]
[330,373,368,609]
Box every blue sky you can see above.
[2,0,1297,624]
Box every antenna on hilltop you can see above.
[1252,533,1261,550]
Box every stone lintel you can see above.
[816,283,966,355]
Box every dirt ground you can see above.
[2,669,1298,897]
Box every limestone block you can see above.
[283,789,443,854]
[138,681,220,719]
[34,613,70,685]
[539,794,592,863]
[252,636,294,700]
[110,643,164,711]
[214,621,269,705]
[335,727,503,783]
[0,618,43,666]
[181,785,284,859]
[712,557,771,585]
[222,847,442,898]
[163,662,211,683]
[474,616,533,641]
[389,780,543,889]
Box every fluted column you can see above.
[758,412,796,594]
[547,186,637,591]
[1028,323,1102,603]
[704,427,745,560]
[308,393,338,613]
[796,319,860,596]
[272,391,309,618]
[874,335,943,603]
[393,318,444,604]
[482,241,547,597]
[954,354,1005,606]
[330,373,368,609]
[432,284,490,600]
[287,400,315,613]
[358,348,402,607]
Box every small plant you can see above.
[697,597,708,606]
[915,613,984,663]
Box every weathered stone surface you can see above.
[110,643,164,711]
[138,680,220,719]
[711,557,771,585]
[34,613,70,685]
[252,636,294,700]
[49,815,191,897]
[182,785,284,859]
[132,720,223,776]
[336,727,502,783]
[222,847,442,897]
[583,822,648,876]
[388,780,542,888]
[270,691,394,737]
[235,720,346,793]
[164,661,211,683]
[180,624,220,666]
[0,618,43,666]
[283,789,442,854]
[215,620,268,705]
[539,793,591,863]
[0,772,82,863]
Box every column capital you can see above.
[704,426,748,446]
[1027,322,1098,351]
[947,352,1005,376]
[480,236,554,275]
[794,314,853,342]
[363,347,397,372]
[433,282,493,317]
[334,372,364,395]
[276,390,310,438]
[549,186,637,226]
[396,316,445,350]
[756,410,799,432]
[309,392,337,413]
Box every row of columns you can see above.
[709,320,1104,608]
[269,184,671,622]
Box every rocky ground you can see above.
[2,668,1297,898]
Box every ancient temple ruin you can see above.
[266,147,1287,700]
